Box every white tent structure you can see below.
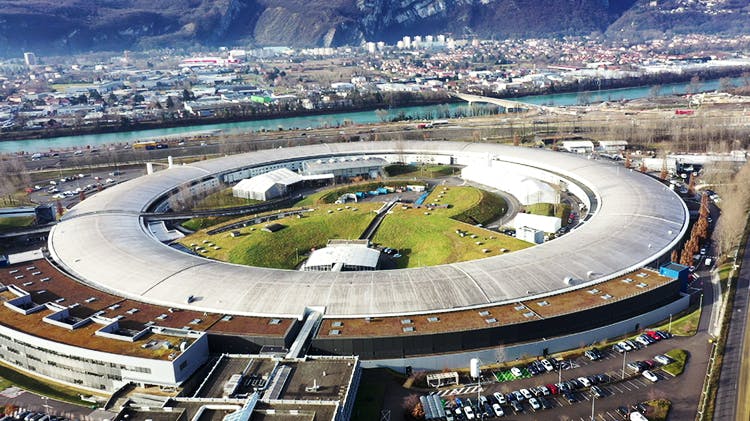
[461,164,559,205]
[232,168,302,201]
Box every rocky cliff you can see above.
[0,0,747,56]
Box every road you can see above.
[713,230,750,421]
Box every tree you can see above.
[671,249,679,263]
[166,96,175,109]
[374,109,389,122]
[718,77,734,93]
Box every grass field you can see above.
[651,307,701,336]
[192,188,261,210]
[181,216,235,231]
[662,349,688,377]
[384,164,458,178]
[644,399,671,421]
[373,186,530,268]
[0,216,35,233]
[180,185,530,269]
[0,362,95,406]
[179,203,380,269]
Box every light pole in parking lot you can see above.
[621,350,628,380]
[558,360,562,384]
[590,394,596,421]
[668,313,673,334]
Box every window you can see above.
[179,360,189,370]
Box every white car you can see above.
[618,341,633,352]
[493,392,506,405]
[654,354,672,365]
[510,367,523,378]
[492,403,504,417]
[577,376,592,387]
[520,388,533,400]
[541,359,554,372]
[642,370,658,382]
[464,406,475,420]
[529,397,541,410]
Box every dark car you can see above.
[541,397,553,409]
[595,374,609,384]
[616,406,629,418]
[511,400,523,413]
[563,392,576,403]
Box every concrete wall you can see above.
[310,281,682,360]
[360,293,689,371]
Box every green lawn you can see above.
[181,216,235,231]
[644,399,671,421]
[180,203,380,269]
[0,216,35,232]
[193,188,261,210]
[651,307,701,337]
[0,363,94,406]
[180,186,531,269]
[384,164,458,178]
[373,186,530,268]
[525,202,555,216]
[662,349,688,377]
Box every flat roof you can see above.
[48,141,689,317]
[317,269,676,338]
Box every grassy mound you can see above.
[451,189,507,226]
[662,349,688,376]
[373,186,530,268]
[180,203,380,269]
[193,188,261,210]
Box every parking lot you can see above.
[419,328,709,421]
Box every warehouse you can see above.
[302,156,387,181]
[232,168,302,201]
[302,240,380,272]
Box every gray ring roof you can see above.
[48,141,689,318]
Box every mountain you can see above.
[606,0,750,41]
[0,0,747,56]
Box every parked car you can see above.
[654,354,672,365]
[563,392,576,403]
[492,403,504,417]
[541,359,554,372]
[591,385,605,398]
[520,388,533,400]
[642,370,658,382]
[546,383,559,394]
[510,400,523,413]
[510,367,523,378]
[529,397,541,410]
[493,392,506,405]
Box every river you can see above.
[0,77,741,154]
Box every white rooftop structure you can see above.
[561,140,595,154]
[302,241,380,272]
[462,164,559,205]
[48,141,688,318]
[232,168,302,201]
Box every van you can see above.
[705,258,712,267]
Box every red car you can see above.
[645,331,661,341]
[546,383,559,395]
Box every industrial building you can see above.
[0,141,690,398]
[302,240,380,272]
[232,168,334,201]
[302,156,387,181]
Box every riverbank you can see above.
[0,96,461,142]
[4,67,748,144]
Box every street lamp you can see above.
[621,350,628,380]
[668,313,673,334]
[40,396,50,419]
[590,394,596,421]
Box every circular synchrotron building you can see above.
[0,141,690,392]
